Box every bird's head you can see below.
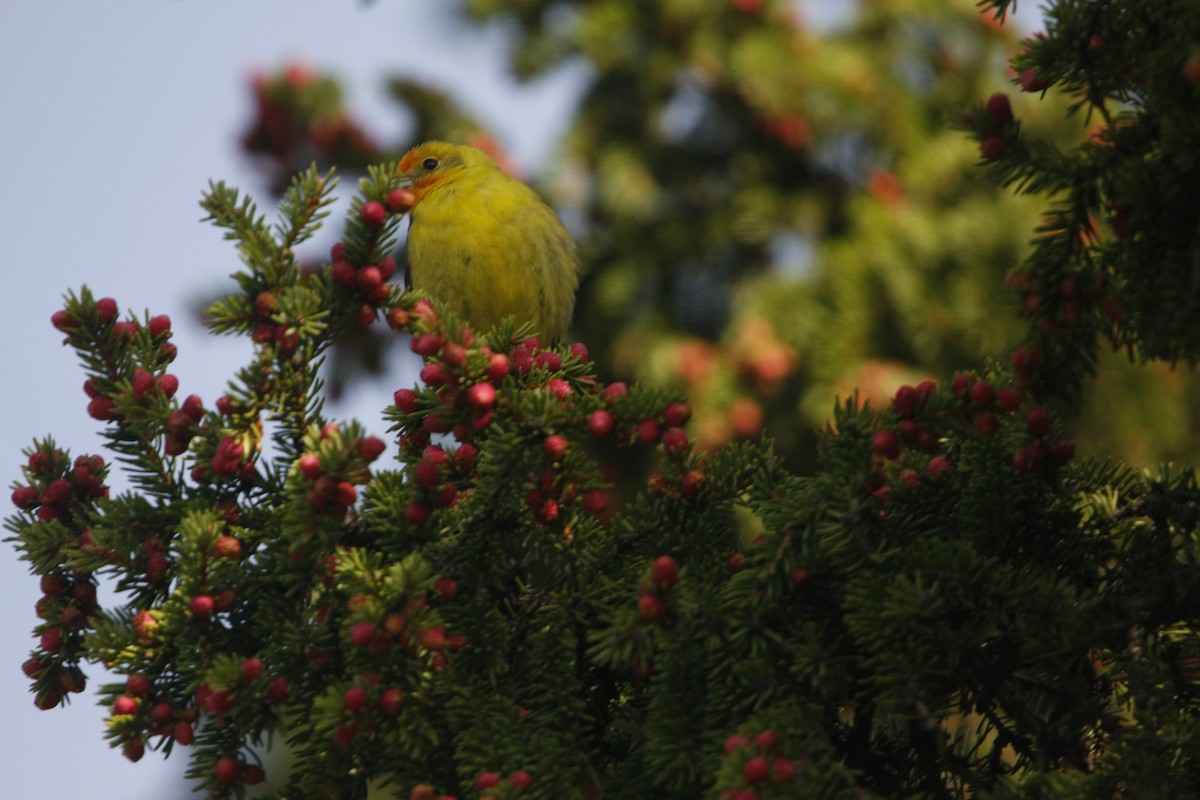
[395,141,498,203]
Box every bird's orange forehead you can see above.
[397,147,424,174]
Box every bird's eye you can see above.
[422,158,439,171]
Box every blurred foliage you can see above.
[237,0,1200,471]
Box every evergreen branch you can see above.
[199,181,279,271]
[275,164,338,254]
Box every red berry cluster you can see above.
[329,233,400,325]
[188,586,239,619]
[12,448,109,525]
[141,535,171,582]
[390,300,697,516]
[950,372,1024,437]
[23,570,97,709]
[185,656,286,745]
[295,424,388,520]
[341,583,465,687]
[598,393,701,500]
[131,609,160,645]
[867,373,1076,500]
[35,571,100,641]
[1012,405,1075,471]
[164,394,205,456]
[204,434,258,481]
[51,294,118,335]
[967,63,1050,164]
[720,729,798,799]
[305,586,464,750]
[248,290,303,355]
[472,768,533,799]
[53,299,180,423]
[1008,269,1115,347]
[241,63,379,187]
[1020,66,1050,93]
[972,91,1017,162]
[868,379,940,468]
[328,668,415,747]
[213,754,266,788]
[529,419,610,524]
[1002,269,1121,400]
[638,555,680,622]
[389,302,648,531]
[107,672,204,762]
[392,300,502,439]
[196,680,233,716]
[402,442,476,528]
[57,299,233,498]
[12,445,114,709]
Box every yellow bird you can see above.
[396,141,579,344]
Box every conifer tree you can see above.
[8,0,1200,798]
